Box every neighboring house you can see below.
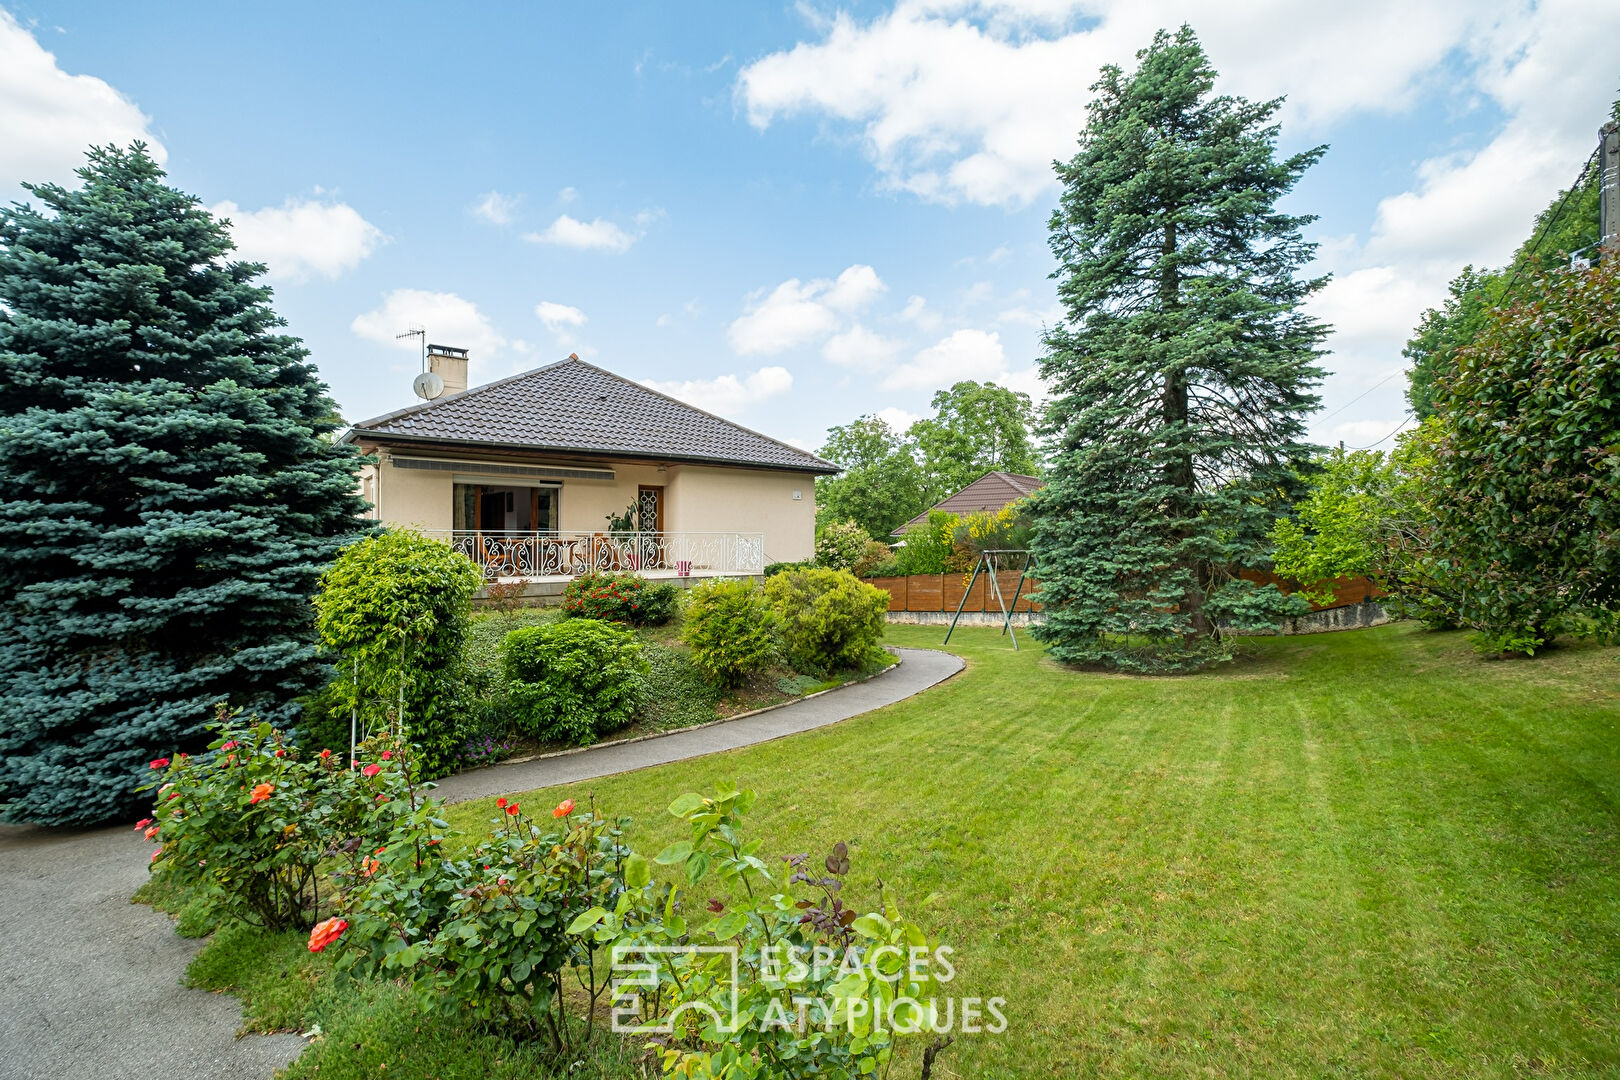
[343,347,837,581]
[892,470,1043,536]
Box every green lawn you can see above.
[443,622,1620,1078]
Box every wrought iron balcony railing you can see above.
[423,530,766,579]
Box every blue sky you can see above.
[2,1,1614,455]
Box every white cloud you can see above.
[641,366,794,418]
[898,295,942,333]
[874,406,922,432]
[212,197,385,283]
[0,10,165,200]
[352,289,510,385]
[823,264,887,311]
[558,186,579,204]
[728,264,889,355]
[535,301,587,331]
[735,1,1557,209]
[881,327,1048,398]
[470,190,521,225]
[822,324,902,368]
[526,213,637,252]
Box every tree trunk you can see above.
[1158,218,1210,637]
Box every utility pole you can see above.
[1601,121,1620,252]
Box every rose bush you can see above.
[561,571,682,626]
[141,711,412,930]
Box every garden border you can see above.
[462,649,906,771]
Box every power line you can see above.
[1318,368,1404,424]
[1502,144,1602,295]
[1344,411,1414,451]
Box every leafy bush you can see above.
[339,796,629,1051]
[311,529,482,777]
[764,560,813,577]
[1428,261,1620,655]
[570,784,956,1079]
[141,712,407,931]
[851,539,897,577]
[950,499,1034,567]
[501,620,646,744]
[895,511,960,575]
[764,568,888,674]
[814,519,871,570]
[561,571,681,626]
[636,641,720,730]
[682,578,780,688]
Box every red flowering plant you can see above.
[139,708,364,930]
[560,571,681,627]
[336,793,632,1052]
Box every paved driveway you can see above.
[0,647,962,1078]
[0,823,303,1080]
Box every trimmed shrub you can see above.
[501,620,646,744]
[895,511,960,575]
[764,560,813,577]
[764,568,888,675]
[815,519,871,570]
[311,529,482,778]
[851,539,897,578]
[561,571,681,626]
[681,579,779,688]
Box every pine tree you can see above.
[0,145,368,825]
[1029,27,1327,672]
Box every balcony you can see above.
[423,530,766,580]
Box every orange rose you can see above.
[248,782,274,804]
[553,799,575,819]
[307,917,348,953]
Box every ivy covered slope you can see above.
[0,145,368,826]
[1031,26,1326,672]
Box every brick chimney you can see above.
[427,344,469,396]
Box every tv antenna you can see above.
[396,327,443,401]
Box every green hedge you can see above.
[310,529,482,777]
[681,579,780,688]
[763,568,888,674]
[501,619,646,744]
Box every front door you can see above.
[637,486,664,532]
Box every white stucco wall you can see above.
[361,451,819,563]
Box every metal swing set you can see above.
[942,548,1037,649]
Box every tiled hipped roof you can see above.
[893,470,1044,535]
[345,357,837,474]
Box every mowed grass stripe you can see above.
[442,622,1620,1079]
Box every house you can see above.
[891,470,1043,536]
[342,346,837,583]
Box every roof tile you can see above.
[348,358,836,473]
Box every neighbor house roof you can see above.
[892,470,1043,535]
[343,357,837,474]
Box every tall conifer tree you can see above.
[1030,27,1327,671]
[0,145,367,825]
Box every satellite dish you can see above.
[412,371,445,401]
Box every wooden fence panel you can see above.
[865,576,909,611]
[942,572,988,613]
[906,574,945,612]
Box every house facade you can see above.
[343,348,837,581]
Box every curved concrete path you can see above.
[433,646,963,804]
[0,647,960,1080]
[0,823,304,1080]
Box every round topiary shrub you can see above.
[763,568,888,675]
[681,578,779,689]
[501,619,646,744]
[311,529,483,777]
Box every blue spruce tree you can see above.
[1030,27,1326,672]
[0,145,367,825]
